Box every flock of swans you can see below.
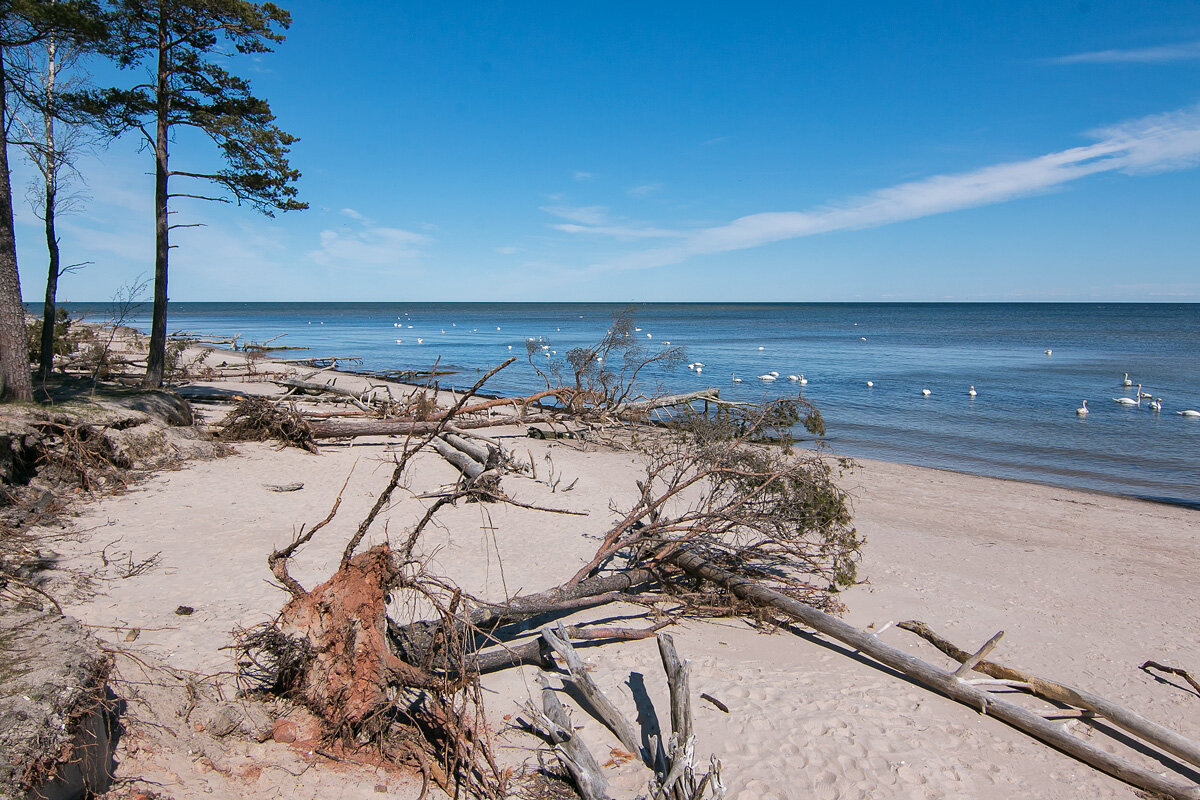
[1076,373,1198,417]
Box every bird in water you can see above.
[1114,384,1141,406]
[1148,397,1162,412]
[1179,409,1200,417]
[866,381,874,388]
[1076,400,1089,416]
[968,386,977,396]
[921,388,932,396]
[1122,372,1133,387]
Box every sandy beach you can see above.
[31,351,1200,800]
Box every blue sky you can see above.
[14,1,1200,302]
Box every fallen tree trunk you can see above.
[898,620,1200,771]
[618,388,720,417]
[668,549,1200,800]
[308,413,552,439]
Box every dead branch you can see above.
[672,552,1200,800]
[1142,661,1200,698]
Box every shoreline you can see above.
[19,337,1197,799]
[179,334,1200,512]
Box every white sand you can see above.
[39,361,1200,800]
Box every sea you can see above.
[53,301,1200,509]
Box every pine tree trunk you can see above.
[0,48,34,402]
[38,39,60,382]
[142,9,170,388]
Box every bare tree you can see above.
[11,33,94,380]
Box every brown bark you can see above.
[0,48,33,402]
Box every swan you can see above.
[921,388,931,396]
[968,385,977,396]
[1180,409,1200,417]
[395,339,402,344]
[798,374,808,385]
[1148,397,1162,412]
[693,362,704,367]
[646,333,652,338]
[1138,388,1153,399]
[1076,400,1089,416]
[1044,349,1052,355]
[694,366,702,374]
[758,346,765,351]
[759,373,777,381]
[688,363,696,370]
[416,338,423,344]
[1114,384,1141,406]
[788,374,799,381]
[866,381,874,388]
[731,373,742,383]
[1122,373,1132,387]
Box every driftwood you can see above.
[618,388,721,417]
[669,550,1200,800]
[429,436,501,496]
[897,621,1200,770]
[525,628,725,800]
[308,413,552,439]
[1143,661,1200,699]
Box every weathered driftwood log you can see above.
[274,377,371,409]
[441,431,499,469]
[669,550,1200,800]
[430,436,501,495]
[529,627,725,800]
[617,388,720,417]
[541,623,643,756]
[308,413,552,439]
[531,673,610,800]
[897,621,1200,771]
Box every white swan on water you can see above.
[787,374,799,382]
[1122,373,1132,387]
[798,374,808,385]
[1114,384,1141,406]
[1148,397,1162,412]
[866,381,874,388]
[1180,409,1200,417]
[759,373,777,381]
[921,388,931,396]
[731,373,742,383]
[1076,400,1089,416]
[968,385,977,396]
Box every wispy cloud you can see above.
[1048,40,1200,64]
[628,182,663,197]
[597,104,1200,271]
[340,207,371,222]
[541,204,683,240]
[310,226,432,266]
[572,171,594,181]
[541,205,610,225]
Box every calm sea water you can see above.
[55,301,1200,508]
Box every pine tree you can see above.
[91,0,305,387]
[0,0,102,401]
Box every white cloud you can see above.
[310,226,432,266]
[628,182,663,197]
[1048,40,1200,64]
[542,204,683,240]
[540,205,610,225]
[598,103,1200,271]
[552,223,683,240]
[573,171,594,181]
[340,207,371,222]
